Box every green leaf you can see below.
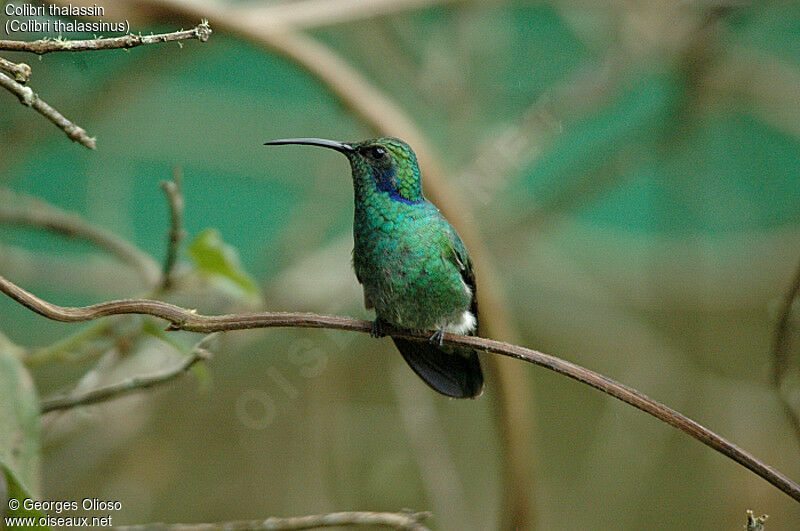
[188,229,260,301]
[0,333,40,501]
[2,467,49,529]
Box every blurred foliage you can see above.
[188,228,261,303]
[0,333,40,498]
[2,467,48,528]
[1,1,800,530]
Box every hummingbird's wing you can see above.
[444,225,479,335]
[391,221,483,399]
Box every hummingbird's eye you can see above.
[367,146,387,160]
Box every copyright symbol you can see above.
[8,498,19,510]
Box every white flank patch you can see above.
[442,311,477,335]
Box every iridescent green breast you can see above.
[353,198,472,330]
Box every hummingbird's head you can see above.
[264,136,423,204]
[347,137,422,203]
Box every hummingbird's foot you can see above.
[371,318,387,338]
[429,328,446,347]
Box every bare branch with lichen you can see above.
[0,56,31,82]
[0,21,211,55]
[1,273,800,504]
[0,21,211,150]
[0,71,96,149]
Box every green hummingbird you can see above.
[264,137,483,398]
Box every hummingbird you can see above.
[264,137,483,398]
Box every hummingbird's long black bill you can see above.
[264,138,353,153]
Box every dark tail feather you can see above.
[392,338,483,398]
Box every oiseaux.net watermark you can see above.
[5,497,121,528]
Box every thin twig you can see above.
[0,56,31,82]
[0,21,212,55]
[1,274,799,504]
[772,255,800,447]
[160,167,185,290]
[114,510,431,530]
[0,70,96,149]
[0,189,161,287]
[40,334,215,413]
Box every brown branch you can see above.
[772,255,800,447]
[159,167,185,290]
[0,56,31,82]
[2,273,800,504]
[40,333,215,413]
[0,189,161,287]
[0,71,96,149]
[114,510,431,530]
[0,21,212,55]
